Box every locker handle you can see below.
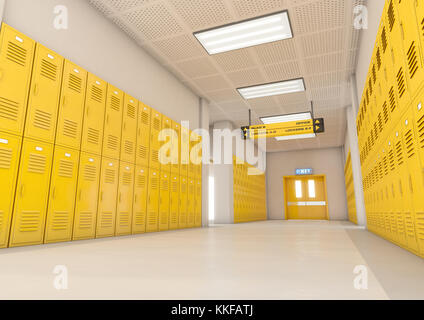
[20,184,25,197]
[33,83,39,96]
[123,122,126,130]
[101,192,104,201]
[106,114,110,124]
[119,192,122,203]
[86,105,90,116]
[62,95,67,107]
[79,189,82,201]
[135,194,138,203]
[52,187,56,200]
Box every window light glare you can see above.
[194,11,292,55]
[238,79,305,100]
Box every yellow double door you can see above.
[284,175,328,220]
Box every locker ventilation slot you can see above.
[123,172,132,185]
[404,130,415,158]
[0,147,12,169]
[376,48,382,70]
[397,68,406,98]
[0,97,19,121]
[137,175,146,188]
[111,96,121,111]
[107,135,119,151]
[127,104,136,119]
[161,180,169,191]
[58,159,73,178]
[151,150,159,163]
[52,212,68,230]
[381,27,387,53]
[33,109,52,131]
[119,213,129,226]
[28,154,46,174]
[172,181,178,192]
[139,145,148,159]
[63,119,78,138]
[396,142,404,166]
[100,212,113,228]
[387,1,395,31]
[416,212,424,239]
[134,213,145,226]
[40,59,58,81]
[153,118,160,131]
[91,86,103,103]
[124,140,133,155]
[6,42,27,66]
[378,114,383,133]
[84,165,97,181]
[383,102,389,123]
[105,169,115,184]
[407,42,419,79]
[19,211,40,232]
[389,87,396,112]
[78,212,93,229]
[389,150,395,171]
[417,115,424,148]
[372,65,376,84]
[141,111,149,124]
[69,74,82,93]
[87,128,100,145]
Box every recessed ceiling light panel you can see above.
[260,112,312,124]
[275,133,316,141]
[238,78,305,100]
[194,11,293,55]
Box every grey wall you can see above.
[266,147,348,221]
[3,0,200,126]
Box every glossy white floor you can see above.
[0,220,423,300]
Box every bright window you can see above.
[308,180,316,198]
[295,180,302,199]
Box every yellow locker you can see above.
[195,180,202,228]
[44,147,79,243]
[96,157,119,238]
[136,103,151,167]
[396,0,424,97]
[188,131,197,178]
[146,169,160,232]
[171,121,181,174]
[179,176,188,229]
[25,44,64,143]
[73,152,101,241]
[9,139,53,247]
[102,85,123,159]
[169,174,180,230]
[158,171,170,231]
[81,74,107,155]
[56,61,87,149]
[160,116,172,173]
[0,24,35,136]
[115,162,134,236]
[120,95,138,163]
[187,179,195,228]
[132,166,148,234]
[0,133,22,248]
[149,109,162,170]
[416,0,424,66]
[180,125,190,177]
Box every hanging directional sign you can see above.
[242,118,325,140]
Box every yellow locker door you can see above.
[149,109,162,170]
[169,174,180,230]
[96,157,119,238]
[25,44,64,143]
[195,180,202,228]
[146,169,160,232]
[180,125,189,177]
[0,133,22,248]
[56,61,87,149]
[171,121,181,175]
[188,130,195,178]
[187,179,195,228]
[116,162,134,236]
[159,171,170,231]
[44,147,79,243]
[160,116,172,173]
[120,95,138,163]
[396,0,424,97]
[196,136,203,179]
[0,24,35,136]
[103,86,123,159]
[179,176,188,228]
[416,0,424,64]
[9,139,53,247]
[73,152,101,240]
[136,103,151,167]
[132,166,148,234]
[81,74,107,155]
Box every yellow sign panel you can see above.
[246,120,314,139]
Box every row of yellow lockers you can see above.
[0,23,203,176]
[233,157,267,223]
[356,0,424,258]
[357,0,424,172]
[0,134,202,248]
[344,152,357,225]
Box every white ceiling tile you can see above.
[89,0,115,16]
[300,28,345,57]
[193,74,232,92]
[231,0,287,19]
[152,34,205,61]
[255,39,298,65]
[264,61,302,81]
[213,50,258,72]
[176,57,219,78]
[104,0,151,12]
[304,52,345,74]
[204,89,242,102]
[227,68,265,87]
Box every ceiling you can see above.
[88,0,364,152]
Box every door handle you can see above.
[101,192,104,201]
[62,95,66,107]
[33,83,39,96]
[79,189,82,201]
[20,184,25,197]
[52,187,56,200]
[86,105,90,116]
[135,194,138,203]
[106,114,109,124]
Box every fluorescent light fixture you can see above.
[194,11,293,55]
[260,112,316,141]
[238,78,305,100]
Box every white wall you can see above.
[2,0,200,126]
[266,147,348,221]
